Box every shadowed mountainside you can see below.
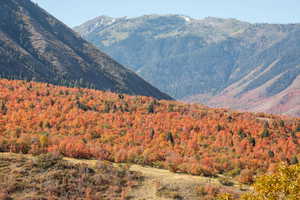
[0,1,172,100]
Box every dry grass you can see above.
[0,153,249,200]
[0,153,141,200]
[125,164,248,199]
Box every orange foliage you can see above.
[0,79,300,179]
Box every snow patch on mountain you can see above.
[180,15,192,23]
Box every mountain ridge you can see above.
[75,14,300,116]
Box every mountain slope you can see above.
[0,79,299,192]
[0,0,171,100]
[188,27,300,115]
[75,15,300,116]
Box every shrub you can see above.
[226,168,241,177]
[290,156,299,165]
[39,134,48,148]
[248,137,256,147]
[0,153,141,200]
[147,102,154,113]
[237,129,247,139]
[216,193,235,200]
[238,169,255,185]
[240,163,300,200]
[268,150,275,158]
[34,153,63,169]
[219,177,234,186]
[261,129,270,138]
[220,163,300,200]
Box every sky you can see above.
[31,0,300,27]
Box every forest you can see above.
[0,78,300,187]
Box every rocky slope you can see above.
[0,0,171,100]
[75,15,300,116]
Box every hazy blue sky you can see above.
[31,0,300,27]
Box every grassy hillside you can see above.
[0,79,299,185]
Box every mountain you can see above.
[0,0,171,100]
[75,15,300,116]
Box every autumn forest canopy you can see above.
[0,79,300,184]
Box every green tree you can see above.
[261,128,270,138]
[147,102,154,113]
